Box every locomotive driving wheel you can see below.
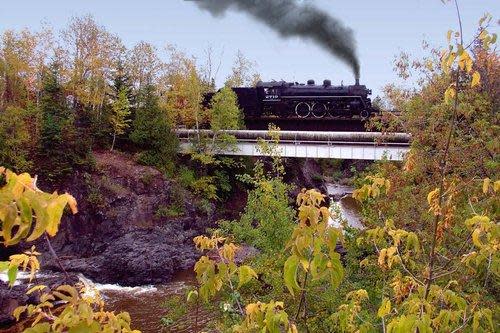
[311,102,327,118]
[295,102,310,118]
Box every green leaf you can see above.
[187,290,198,302]
[328,252,344,289]
[491,33,497,44]
[25,192,50,242]
[2,203,17,244]
[310,253,328,279]
[0,261,9,272]
[24,323,51,333]
[283,255,301,296]
[238,265,257,288]
[7,265,18,287]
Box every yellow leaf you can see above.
[238,265,258,288]
[471,71,481,87]
[471,229,482,248]
[482,178,490,194]
[444,86,456,104]
[245,303,259,315]
[26,284,47,294]
[12,306,26,321]
[377,298,391,318]
[66,194,78,214]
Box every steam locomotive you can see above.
[207,79,377,120]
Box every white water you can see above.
[77,274,158,295]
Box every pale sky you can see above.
[0,0,498,97]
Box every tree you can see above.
[225,50,260,87]
[130,83,178,172]
[61,15,124,131]
[127,41,163,93]
[349,7,499,332]
[221,127,295,253]
[0,106,33,171]
[38,64,76,181]
[210,86,243,132]
[162,46,205,128]
[110,87,131,151]
[0,28,52,109]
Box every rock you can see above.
[0,282,28,327]
[284,158,329,204]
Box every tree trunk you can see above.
[110,132,116,151]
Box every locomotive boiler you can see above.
[208,79,377,121]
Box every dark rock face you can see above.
[38,151,211,286]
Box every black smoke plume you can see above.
[191,0,360,79]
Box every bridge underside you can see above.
[179,142,408,161]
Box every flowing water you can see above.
[2,183,362,333]
[96,271,215,333]
[327,183,363,229]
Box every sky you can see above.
[0,0,498,97]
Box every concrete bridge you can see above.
[175,129,410,161]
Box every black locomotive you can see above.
[208,79,377,120]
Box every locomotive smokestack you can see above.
[355,78,360,85]
[190,0,360,79]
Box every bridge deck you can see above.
[175,129,410,161]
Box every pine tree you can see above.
[110,60,134,104]
[38,63,75,181]
[110,87,131,151]
[130,83,178,172]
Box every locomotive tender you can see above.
[214,79,377,120]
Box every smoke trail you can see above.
[191,0,360,79]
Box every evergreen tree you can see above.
[110,60,134,104]
[110,87,131,151]
[130,83,178,172]
[38,64,76,181]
